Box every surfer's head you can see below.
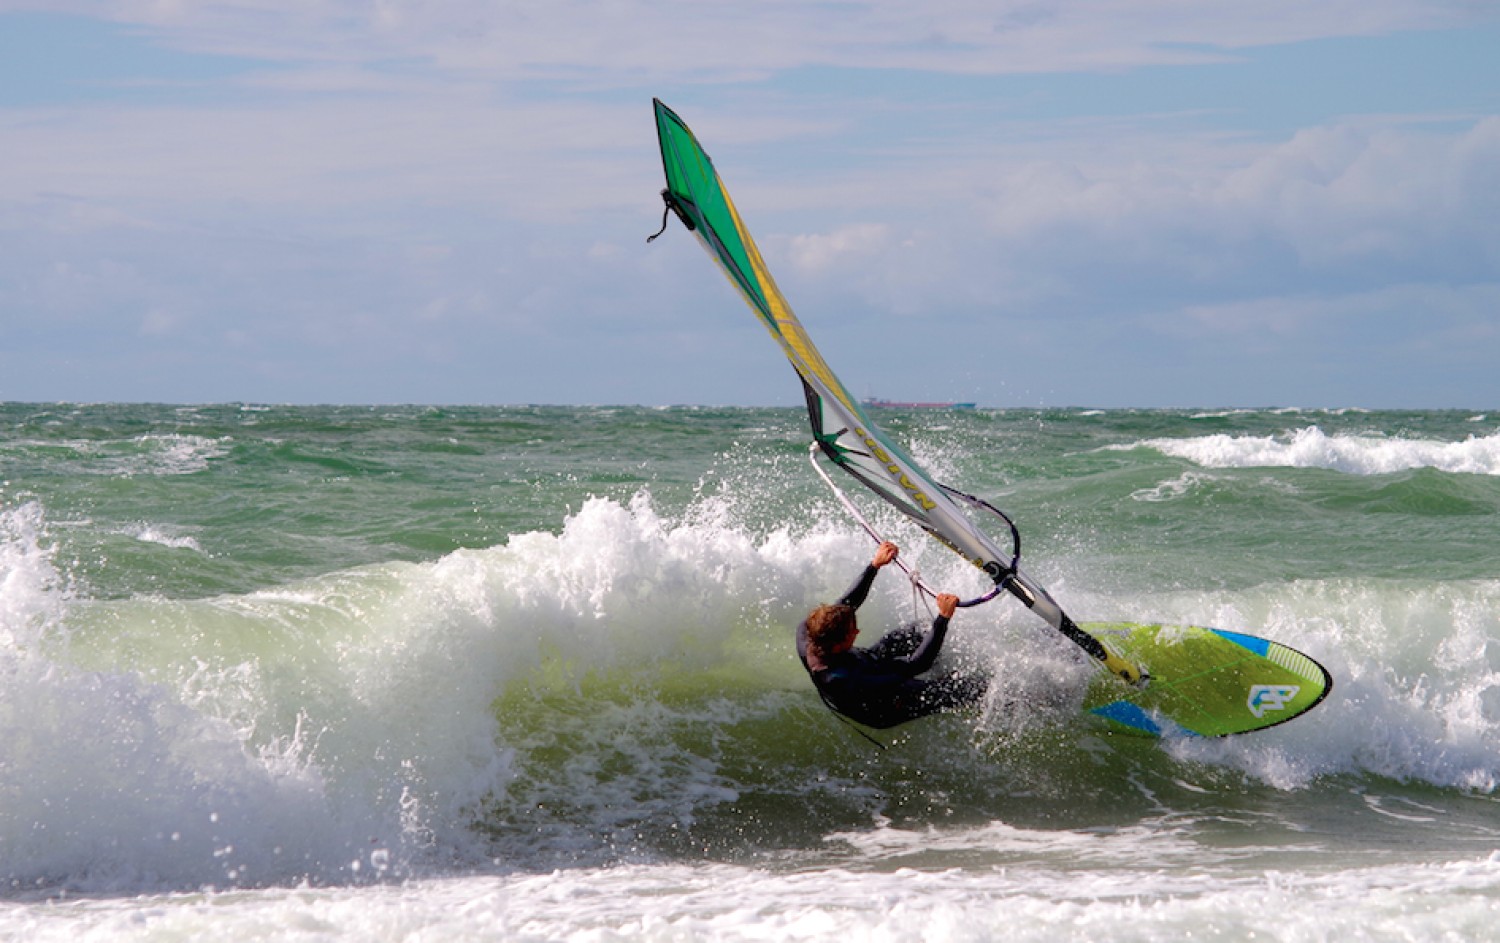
[805,603,858,656]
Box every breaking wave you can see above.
[1129,426,1500,476]
[3,495,1500,894]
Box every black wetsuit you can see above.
[795,565,988,729]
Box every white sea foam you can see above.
[11,856,1500,943]
[1130,426,1500,475]
[124,523,205,552]
[11,434,232,477]
[124,434,232,476]
[1129,470,1210,503]
[0,502,69,651]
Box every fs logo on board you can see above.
[1247,684,1300,718]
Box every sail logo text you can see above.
[855,428,936,510]
[1247,684,1300,718]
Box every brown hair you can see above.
[804,603,857,659]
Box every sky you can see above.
[1,1,1497,408]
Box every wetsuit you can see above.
[795,564,988,729]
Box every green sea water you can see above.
[3,403,1500,939]
[8,404,1495,599]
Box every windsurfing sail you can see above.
[649,99,1139,683]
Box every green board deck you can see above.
[1080,622,1332,737]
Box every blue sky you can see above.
[1,2,1497,408]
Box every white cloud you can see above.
[0,97,653,219]
[1218,118,1500,269]
[787,224,891,274]
[1171,283,1500,340]
[23,0,1485,77]
[910,116,1500,300]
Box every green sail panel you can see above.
[652,99,1016,583]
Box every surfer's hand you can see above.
[872,541,898,568]
[936,593,959,618]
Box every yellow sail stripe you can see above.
[718,187,861,416]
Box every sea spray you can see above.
[0,503,372,892]
[0,502,68,651]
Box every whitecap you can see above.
[126,523,205,552]
[1132,426,1500,476]
[1130,471,1207,503]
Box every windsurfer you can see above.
[796,541,989,729]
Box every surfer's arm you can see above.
[900,594,958,675]
[837,542,898,609]
[835,566,878,609]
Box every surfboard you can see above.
[1080,622,1333,737]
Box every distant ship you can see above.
[862,397,977,410]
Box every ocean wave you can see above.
[122,523,205,552]
[4,496,1500,893]
[1129,471,1212,503]
[2,433,231,478]
[1129,426,1500,476]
